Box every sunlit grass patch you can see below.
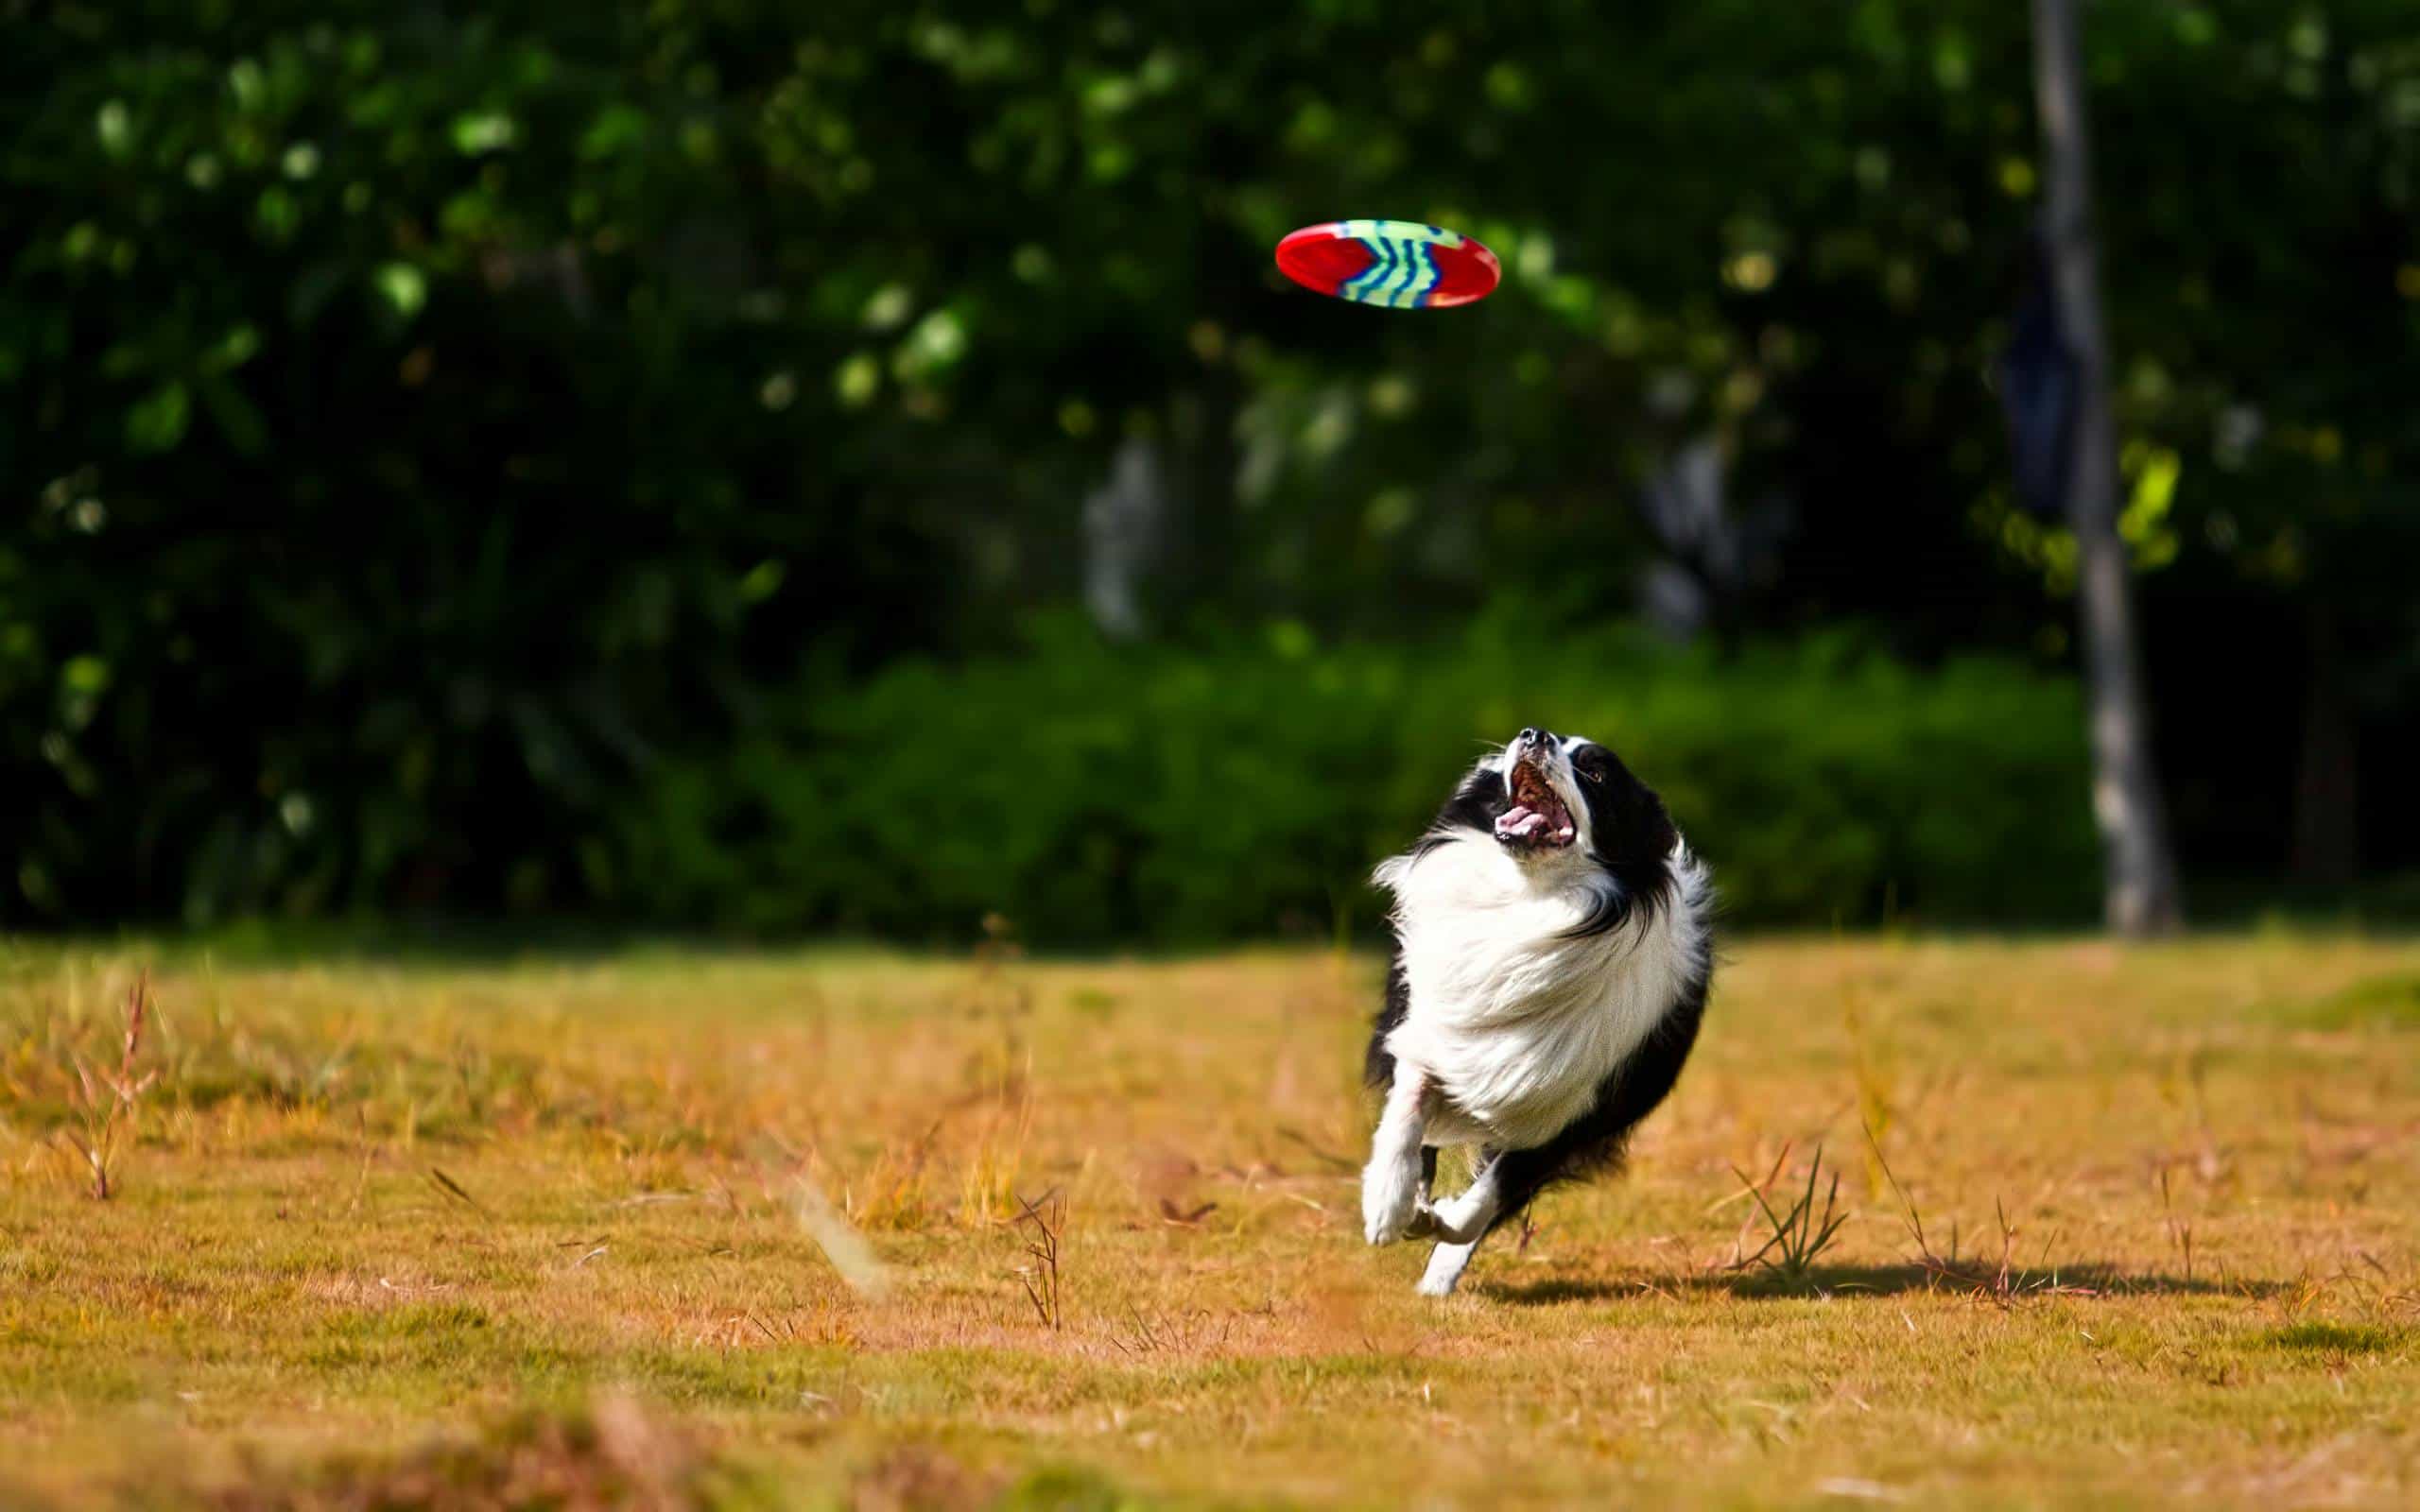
[2,936,2418,1508]
[2252,1321,2409,1357]
[2290,971,2420,1032]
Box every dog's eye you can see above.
[1575,751,1606,783]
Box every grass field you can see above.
[3,934,2418,1509]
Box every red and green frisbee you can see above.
[1273,219,1502,310]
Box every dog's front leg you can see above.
[1417,1237,1483,1296]
[1361,1068,1429,1245]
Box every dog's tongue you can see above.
[1495,805,1550,840]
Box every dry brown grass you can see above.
[1,935,2417,1508]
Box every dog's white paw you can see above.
[1360,1155,1422,1246]
[1416,1242,1477,1297]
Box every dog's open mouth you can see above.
[1495,758,1577,850]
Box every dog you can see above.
[1360,727,1714,1296]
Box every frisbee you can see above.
[1274,219,1501,310]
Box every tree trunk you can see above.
[2290,605,2360,886]
[2030,0,2183,935]
[1080,435,1166,641]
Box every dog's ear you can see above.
[1583,760,1675,866]
[1618,786,1679,867]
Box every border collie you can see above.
[1361,727,1714,1297]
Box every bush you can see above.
[616,614,2100,943]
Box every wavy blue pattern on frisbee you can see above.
[1337,221,1455,309]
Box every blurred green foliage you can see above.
[617,614,2098,941]
[2,2,2414,931]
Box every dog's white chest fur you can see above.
[1375,833,1709,1150]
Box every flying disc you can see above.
[1274,220,1501,310]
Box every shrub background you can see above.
[619,618,2099,944]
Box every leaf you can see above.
[451,111,517,155]
[199,375,268,456]
[579,105,648,160]
[374,262,426,318]
[124,382,191,454]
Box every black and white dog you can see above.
[1361,727,1714,1297]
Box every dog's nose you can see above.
[1519,727,1547,748]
